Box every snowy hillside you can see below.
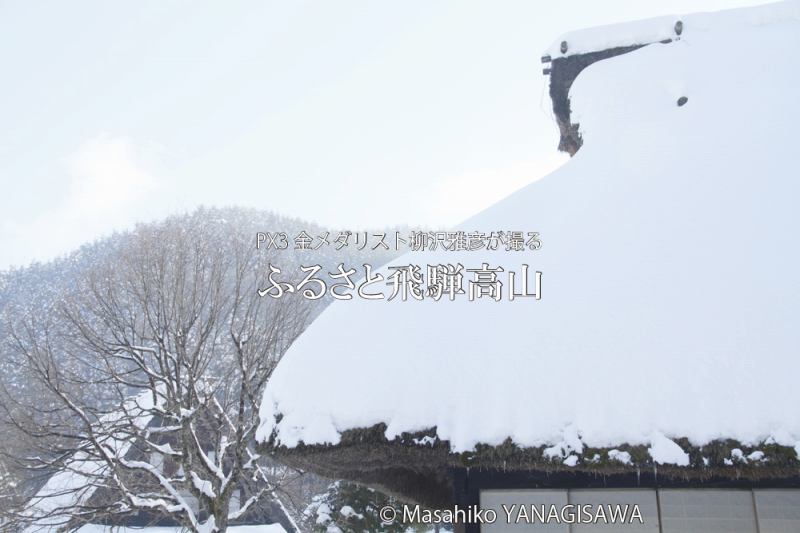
[258,0,800,462]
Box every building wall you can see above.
[478,488,800,532]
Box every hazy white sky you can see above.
[0,0,771,269]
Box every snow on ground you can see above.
[77,526,286,533]
[258,1,800,456]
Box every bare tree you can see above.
[0,220,313,532]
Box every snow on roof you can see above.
[24,391,159,532]
[542,0,800,59]
[543,14,678,59]
[258,1,800,460]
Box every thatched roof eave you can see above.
[259,424,800,509]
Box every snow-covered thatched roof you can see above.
[257,0,800,497]
[542,0,800,59]
[23,391,159,532]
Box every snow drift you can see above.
[257,1,800,459]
